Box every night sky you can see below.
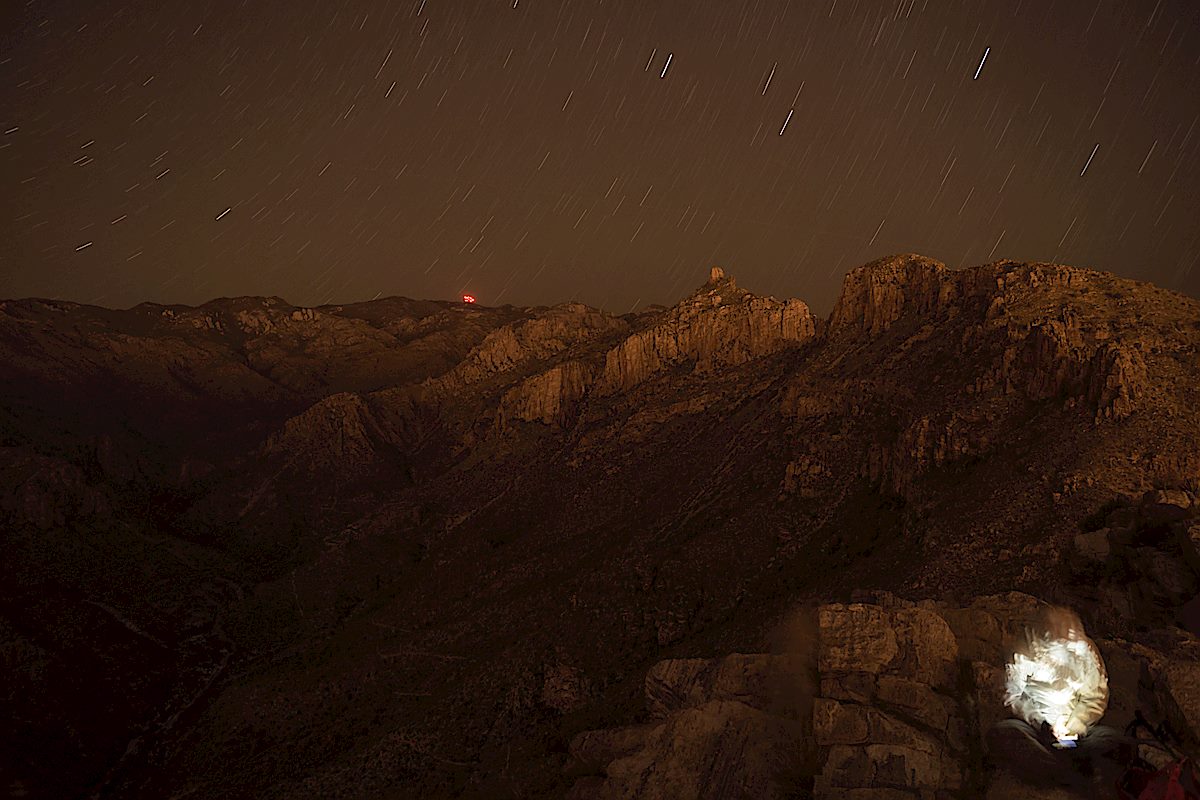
[2,1,1198,315]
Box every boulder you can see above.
[875,675,958,732]
[583,700,807,800]
[821,671,879,704]
[1140,489,1192,525]
[818,742,959,792]
[542,662,592,713]
[891,606,958,690]
[818,604,900,674]
[1155,660,1200,750]
[971,661,1009,747]
[1095,640,1143,729]
[815,698,944,752]
[645,653,811,718]
[939,606,1004,664]
[644,659,711,718]
[1178,523,1200,576]
[567,725,655,776]
[1073,529,1112,565]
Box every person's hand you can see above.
[1063,716,1088,739]
[1037,721,1058,748]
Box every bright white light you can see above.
[1004,623,1108,742]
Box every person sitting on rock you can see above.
[986,607,1126,791]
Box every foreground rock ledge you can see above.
[566,593,1200,800]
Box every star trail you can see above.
[1,0,1198,313]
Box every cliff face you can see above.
[2,257,1199,800]
[814,257,1178,501]
[428,302,628,395]
[0,447,111,529]
[828,253,955,335]
[435,268,816,429]
[264,392,392,475]
[599,268,817,393]
[499,360,597,426]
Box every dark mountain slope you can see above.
[1,255,1198,799]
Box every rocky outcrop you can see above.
[265,392,391,474]
[567,653,814,800]
[829,254,955,335]
[1069,490,1200,635]
[828,257,1155,424]
[4,255,1200,799]
[599,271,816,393]
[485,271,816,425]
[498,360,595,426]
[572,593,1200,800]
[864,411,986,497]
[1086,342,1148,421]
[813,600,965,798]
[429,303,626,396]
[997,314,1147,421]
[0,447,110,529]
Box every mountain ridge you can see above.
[2,254,1199,799]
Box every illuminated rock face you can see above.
[1003,622,1108,741]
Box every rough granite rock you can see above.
[1156,660,1200,749]
[567,725,657,776]
[5,257,1200,800]
[569,652,816,799]
[0,447,110,529]
[563,594,1200,800]
[568,700,807,800]
[812,600,965,798]
[828,253,954,335]
[264,392,389,473]
[644,653,811,719]
[1182,523,1200,575]
[598,276,816,394]
[425,302,627,398]
[890,606,959,690]
[498,359,595,426]
[816,741,960,794]
[818,604,900,674]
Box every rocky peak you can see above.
[426,302,628,398]
[496,270,817,426]
[829,253,955,336]
[598,270,816,393]
[707,266,734,288]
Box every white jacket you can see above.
[1004,625,1109,740]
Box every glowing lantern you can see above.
[462,294,476,304]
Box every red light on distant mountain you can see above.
[462,294,477,304]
